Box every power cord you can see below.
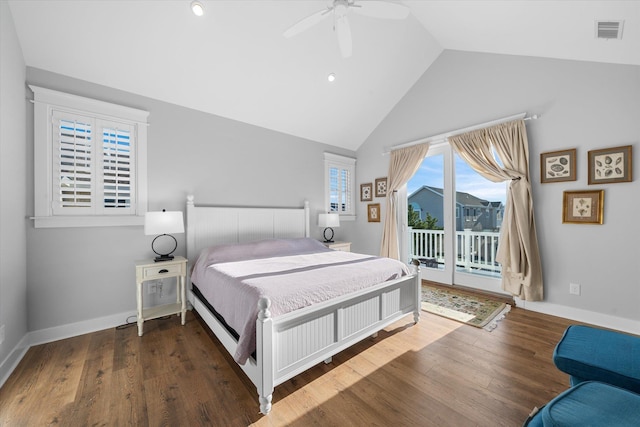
[115,315,172,330]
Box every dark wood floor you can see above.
[0,305,580,426]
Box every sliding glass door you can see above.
[406,143,506,293]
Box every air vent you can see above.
[595,20,624,40]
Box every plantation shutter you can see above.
[329,165,351,214]
[324,153,355,217]
[100,121,135,214]
[51,111,136,216]
[52,112,94,215]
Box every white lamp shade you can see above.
[318,213,340,228]
[144,211,185,235]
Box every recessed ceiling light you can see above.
[327,73,336,83]
[191,1,204,17]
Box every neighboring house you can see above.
[408,186,503,231]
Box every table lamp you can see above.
[144,209,184,262]
[318,213,340,243]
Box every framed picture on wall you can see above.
[375,177,388,197]
[562,190,604,224]
[367,203,381,222]
[540,148,576,183]
[360,183,373,201]
[588,145,633,184]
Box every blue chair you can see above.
[553,325,640,393]
[523,325,640,426]
[524,381,640,427]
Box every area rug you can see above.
[421,284,511,331]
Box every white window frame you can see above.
[323,152,356,221]
[31,85,149,228]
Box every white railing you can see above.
[408,228,502,274]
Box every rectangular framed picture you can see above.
[375,177,387,197]
[367,203,381,222]
[588,145,633,184]
[360,183,372,202]
[562,190,604,224]
[540,148,576,183]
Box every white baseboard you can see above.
[0,310,135,388]
[29,310,136,346]
[0,334,30,389]
[515,299,640,335]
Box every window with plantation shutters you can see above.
[32,86,148,228]
[324,152,356,219]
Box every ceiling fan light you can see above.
[191,1,204,17]
[328,73,336,82]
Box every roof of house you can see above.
[408,185,501,207]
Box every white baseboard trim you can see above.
[515,299,640,335]
[29,310,136,347]
[1,310,135,388]
[0,334,30,389]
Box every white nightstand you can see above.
[323,241,351,252]
[135,256,187,336]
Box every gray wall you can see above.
[3,20,639,349]
[356,50,640,323]
[24,68,356,332]
[0,1,28,380]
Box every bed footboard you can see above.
[255,270,420,414]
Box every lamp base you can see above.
[151,234,178,262]
[322,227,335,243]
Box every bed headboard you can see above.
[185,195,310,266]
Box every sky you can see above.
[407,152,507,204]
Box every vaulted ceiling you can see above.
[8,1,640,150]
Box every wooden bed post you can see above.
[256,297,274,414]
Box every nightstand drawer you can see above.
[142,263,184,279]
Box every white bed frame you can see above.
[185,195,421,414]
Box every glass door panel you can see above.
[407,146,452,285]
[406,144,506,293]
[452,152,505,293]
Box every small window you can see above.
[31,86,149,228]
[324,153,355,220]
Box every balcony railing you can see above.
[408,227,502,274]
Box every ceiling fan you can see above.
[283,0,410,58]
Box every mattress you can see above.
[191,238,410,364]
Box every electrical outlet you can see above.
[0,324,5,345]
[569,283,581,295]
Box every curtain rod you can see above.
[382,112,539,155]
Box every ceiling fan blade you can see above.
[283,7,332,38]
[352,1,410,20]
[335,15,352,58]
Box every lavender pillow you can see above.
[201,238,330,265]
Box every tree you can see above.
[423,212,442,230]
[408,205,442,230]
[408,205,422,228]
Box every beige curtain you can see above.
[380,143,430,260]
[448,120,543,301]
